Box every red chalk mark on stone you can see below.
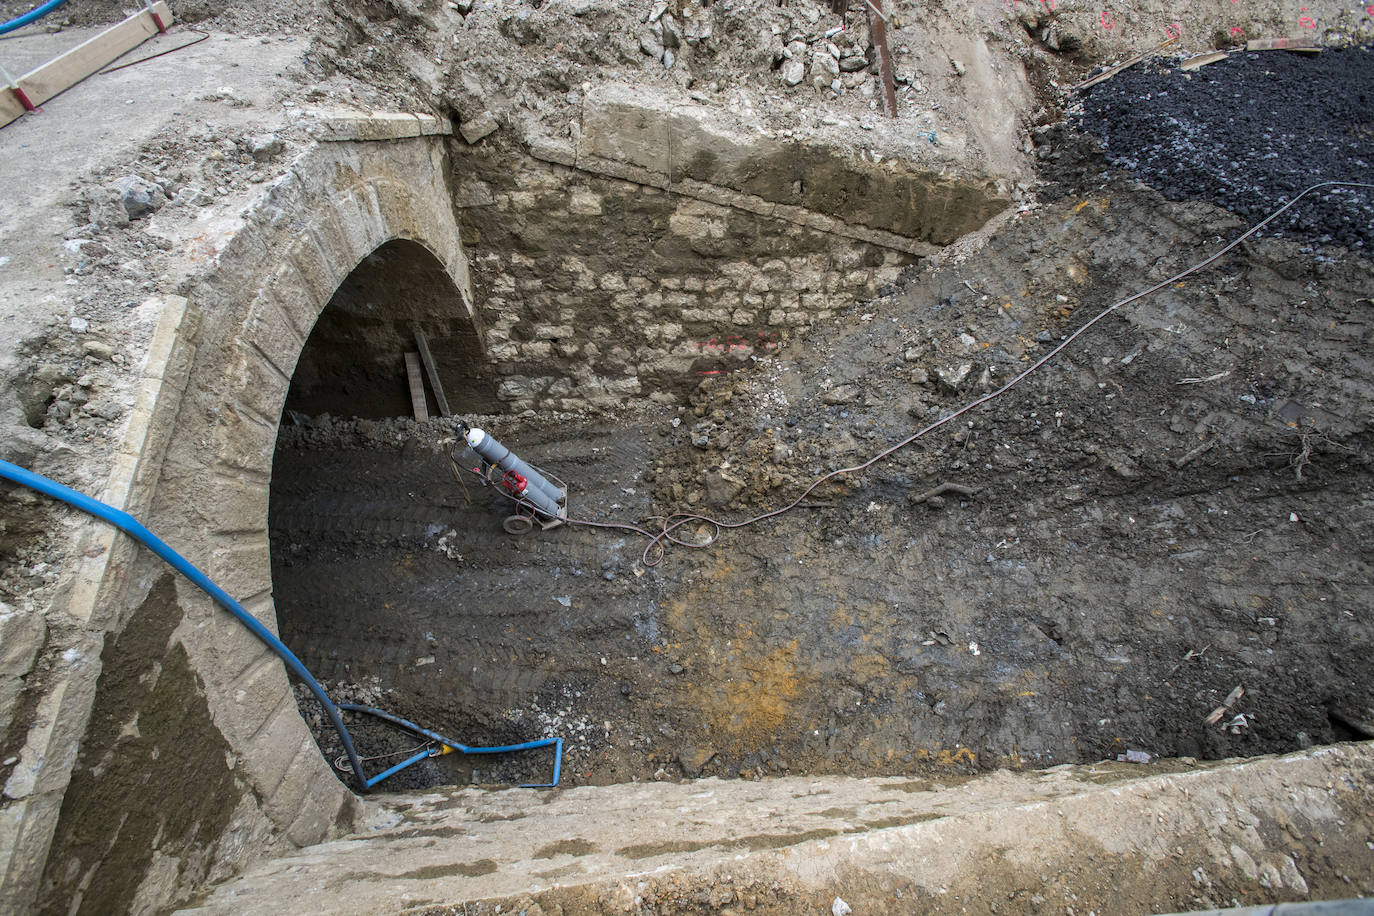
[1100,9,1113,28]
[1299,14,1316,27]
[1164,21,1183,39]
[1231,25,1245,33]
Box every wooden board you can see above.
[1245,37,1320,52]
[412,327,451,418]
[1074,37,1177,91]
[404,352,429,422]
[2,2,175,128]
[1180,51,1228,71]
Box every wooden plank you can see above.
[404,352,429,422]
[2,3,174,129]
[1180,50,1228,71]
[0,89,24,128]
[1075,37,1177,91]
[412,327,451,418]
[1245,37,1320,52]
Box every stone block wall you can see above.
[451,141,916,412]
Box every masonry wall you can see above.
[451,140,917,412]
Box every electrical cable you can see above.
[339,704,562,788]
[487,180,1374,567]
[98,27,210,74]
[334,740,433,775]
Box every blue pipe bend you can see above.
[0,0,70,36]
[340,703,563,788]
[0,457,563,792]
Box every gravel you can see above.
[1077,46,1374,250]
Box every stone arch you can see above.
[133,137,473,849]
[285,237,496,419]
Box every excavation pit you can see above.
[2,4,1372,913]
[269,177,1374,793]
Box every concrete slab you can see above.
[181,743,1374,915]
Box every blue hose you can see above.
[340,704,562,788]
[0,0,70,36]
[0,457,368,785]
[0,457,561,792]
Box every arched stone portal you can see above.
[285,238,496,420]
[149,137,474,835]
[26,132,475,914]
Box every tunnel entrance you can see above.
[282,239,497,421]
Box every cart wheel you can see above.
[503,515,534,535]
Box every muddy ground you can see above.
[272,50,1374,792]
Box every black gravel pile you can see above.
[1077,46,1374,250]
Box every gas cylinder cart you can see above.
[459,427,568,535]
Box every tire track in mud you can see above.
[270,423,663,756]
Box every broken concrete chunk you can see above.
[684,17,711,45]
[659,13,681,49]
[243,132,284,161]
[677,746,716,777]
[459,111,499,144]
[821,384,859,405]
[81,340,114,361]
[936,362,974,391]
[809,50,840,89]
[703,470,743,506]
[639,27,665,59]
[109,176,166,220]
[780,44,807,85]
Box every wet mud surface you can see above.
[272,174,1374,790]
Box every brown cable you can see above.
[99,26,209,74]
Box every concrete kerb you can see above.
[304,110,453,143]
[177,742,1374,915]
[0,294,199,916]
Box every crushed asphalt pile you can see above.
[1076,46,1374,250]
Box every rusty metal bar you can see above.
[866,0,898,117]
